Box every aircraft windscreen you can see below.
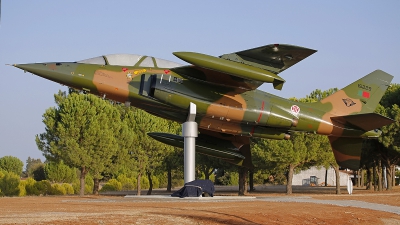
[77,54,184,68]
[77,56,106,65]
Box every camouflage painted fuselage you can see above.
[14,44,394,170]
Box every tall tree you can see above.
[36,92,122,196]
[0,156,23,176]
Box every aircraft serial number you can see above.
[358,84,371,91]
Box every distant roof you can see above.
[77,54,184,68]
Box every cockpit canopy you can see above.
[77,54,184,68]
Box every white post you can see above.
[182,102,197,184]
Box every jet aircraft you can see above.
[13,44,394,170]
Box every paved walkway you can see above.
[258,196,400,215]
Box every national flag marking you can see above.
[358,90,370,98]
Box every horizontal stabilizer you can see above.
[331,113,394,131]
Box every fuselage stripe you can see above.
[256,101,265,123]
[251,101,265,136]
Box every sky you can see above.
[0,1,399,166]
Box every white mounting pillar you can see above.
[182,102,197,184]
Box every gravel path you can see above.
[259,196,400,215]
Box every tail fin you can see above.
[324,70,393,170]
[320,70,393,116]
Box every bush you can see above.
[117,174,136,190]
[85,174,94,194]
[49,184,66,195]
[157,172,168,188]
[32,164,46,181]
[121,182,135,191]
[18,180,27,196]
[151,176,160,189]
[0,171,20,196]
[140,176,150,189]
[62,183,74,195]
[25,177,39,195]
[34,180,52,195]
[100,179,122,192]
[72,179,80,194]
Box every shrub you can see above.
[0,171,20,196]
[117,174,136,190]
[25,177,39,195]
[84,184,92,194]
[34,180,51,195]
[18,180,27,196]
[121,182,135,191]
[141,176,150,189]
[62,183,74,195]
[49,184,66,195]
[151,176,160,189]
[157,172,168,188]
[100,179,122,192]
[72,179,80,194]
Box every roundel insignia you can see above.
[291,105,300,115]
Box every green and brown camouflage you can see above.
[13,44,394,170]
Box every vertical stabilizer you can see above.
[320,70,393,116]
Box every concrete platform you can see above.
[124,195,256,201]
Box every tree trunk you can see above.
[377,160,383,191]
[392,165,396,188]
[386,165,392,190]
[93,177,100,195]
[325,169,328,187]
[366,167,372,190]
[249,170,254,192]
[333,164,341,195]
[373,165,377,191]
[137,173,141,196]
[360,169,364,188]
[167,167,172,192]
[353,170,360,187]
[238,167,248,196]
[286,164,294,195]
[147,172,153,195]
[79,166,87,197]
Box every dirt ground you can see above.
[1,185,400,225]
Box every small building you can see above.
[292,167,350,186]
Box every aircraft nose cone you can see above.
[12,62,75,85]
[13,63,47,74]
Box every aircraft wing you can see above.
[172,44,316,91]
[148,129,253,168]
[331,113,394,131]
[228,44,317,74]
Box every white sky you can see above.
[0,1,399,165]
